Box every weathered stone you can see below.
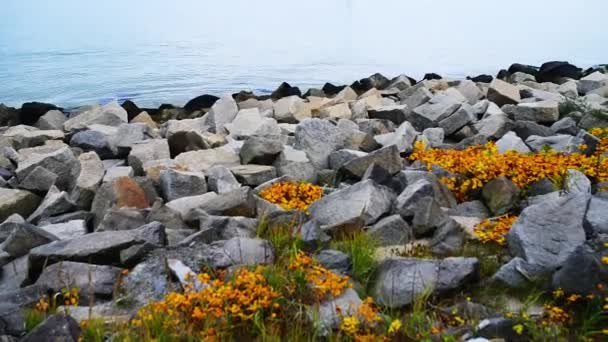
[27,186,76,223]
[393,170,457,208]
[320,103,352,120]
[585,196,608,235]
[372,257,479,308]
[70,130,115,159]
[507,192,589,271]
[565,169,591,193]
[179,214,257,244]
[328,149,367,171]
[174,147,240,173]
[495,131,531,154]
[493,257,548,288]
[273,96,311,123]
[159,169,207,202]
[20,314,81,342]
[206,165,241,194]
[373,121,417,153]
[96,208,146,232]
[130,111,159,129]
[314,250,351,275]
[311,288,361,336]
[487,79,521,106]
[183,187,256,219]
[447,201,491,219]
[239,136,283,165]
[294,119,346,169]
[438,103,476,136]
[525,134,583,153]
[35,262,122,299]
[2,125,64,150]
[203,237,274,268]
[16,166,58,192]
[482,177,520,215]
[412,95,461,127]
[127,139,170,175]
[39,220,87,240]
[368,105,408,125]
[230,165,277,186]
[367,215,413,246]
[15,146,80,191]
[340,145,402,179]
[550,117,578,135]
[273,146,316,183]
[73,152,104,209]
[537,61,581,83]
[309,180,395,234]
[0,256,29,293]
[503,100,559,123]
[422,128,445,147]
[552,236,608,296]
[456,80,484,105]
[473,113,513,140]
[205,96,238,133]
[63,102,127,132]
[102,166,134,182]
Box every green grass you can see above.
[330,232,378,286]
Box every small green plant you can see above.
[330,232,378,286]
[559,98,590,119]
[80,319,107,342]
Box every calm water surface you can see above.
[1,0,607,108]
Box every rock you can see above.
[121,100,142,120]
[206,165,241,194]
[204,237,274,268]
[579,111,608,130]
[329,149,367,170]
[39,220,86,240]
[0,284,49,307]
[224,108,267,138]
[393,170,457,208]
[371,257,479,308]
[0,104,19,127]
[29,222,166,276]
[27,186,76,223]
[19,102,61,126]
[411,95,461,128]
[96,208,146,232]
[159,169,207,202]
[205,96,238,133]
[578,71,608,94]
[368,105,408,125]
[63,102,127,132]
[299,220,330,252]
[537,61,582,83]
[20,314,81,342]
[174,147,240,173]
[294,119,346,169]
[103,166,134,182]
[271,82,301,99]
[565,169,591,193]
[339,145,402,179]
[507,192,589,271]
[309,180,395,234]
[422,128,445,147]
[525,134,582,153]
[127,139,170,175]
[273,146,317,183]
[16,165,58,193]
[367,215,413,246]
[166,192,218,219]
[557,80,578,99]
[180,214,257,244]
[239,136,283,165]
[314,250,351,275]
[35,262,122,300]
[273,96,311,123]
[0,303,25,337]
[438,103,476,136]
[2,126,64,150]
[585,196,608,235]
[487,79,521,106]
[447,201,491,219]
[70,130,115,159]
[184,187,256,219]
[493,256,548,288]
[552,236,608,296]
[184,94,219,113]
[393,178,434,217]
[15,146,81,191]
[321,83,346,96]
[73,152,104,209]
[495,131,531,154]
[320,103,352,120]
[550,117,578,135]
[468,74,493,83]
[508,72,535,83]
[482,177,520,215]
[313,288,362,336]
[0,256,30,292]
[374,116,417,150]
[503,100,559,123]
[90,177,154,227]
[130,111,159,129]
[230,165,277,186]
[475,317,522,342]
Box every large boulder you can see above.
[309,180,395,234]
[127,139,171,175]
[495,131,531,154]
[19,102,61,126]
[239,136,284,165]
[502,100,559,123]
[183,94,219,113]
[537,61,582,83]
[27,185,76,223]
[206,165,241,193]
[174,147,240,173]
[159,169,207,202]
[371,257,479,308]
[2,125,64,150]
[438,103,476,136]
[294,119,346,169]
[0,223,57,257]
[507,192,589,272]
[204,96,238,133]
[487,79,521,106]
[20,314,81,342]
[339,145,402,179]
[273,96,311,123]
[585,196,608,235]
[15,146,81,191]
[481,176,520,216]
[367,215,413,246]
[0,189,40,222]
[373,121,418,153]
[552,236,608,296]
[63,102,127,132]
[35,262,122,300]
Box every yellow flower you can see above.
[513,324,524,335]
[602,256,608,265]
[340,315,359,336]
[553,288,565,299]
[388,319,402,334]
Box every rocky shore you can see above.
[0,60,607,341]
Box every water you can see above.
[1,0,607,108]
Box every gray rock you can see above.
[229,165,277,186]
[309,180,395,234]
[0,303,25,337]
[565,169,591,193]
[96,208,146,232]
[102,166,134,182]
[294,118,346,169]
[70,130,115,159]
[73,152,104,209]
[205,96,238,133]
[273,146,317,183]
[127,139,170,175]
[578,71,608,94]
[0,284,49,307]
[552,236,608,296]
[0,256,29,293]
[447,201,491,219]
[412,95,461,127]
[20,314,81,342]
[225,108,274,138]
[475,317,521,342]
[495,131,531,154]
[558,80,579,99]
[422,128,445,147]
[0,225,57,258]
[525,134,583,153]
[39,220,87,240]
[35,261,122,300]
[0,189,40,223]
[393,178,434,218]
[313,288,362,336]
[367,215,413,246]
[27,186,76,223]
[438,104,476,136]
[174,147,240,173]
[206,165,241,193]
[298,220,330,252]
[482,176,520,215]
[179,214,257,244]
[2,126,64,150]
[184,187,256,219]
[513,120,553,140]
[487,79,521,106]
[204,237,274,268]
[29,222,166,275]
[371,257,479,308]
[393,170,457,208]
[17,165,58,192]
[578,111,608,130]
[585,196,608,235]
[320,103,352,120]
[159,169,207,202]
[507,192,589,271]
[239,136,284,165]
[63,102,127,132]
[166,192,218,219]
[328,149,367,170]
[503,100,559,123]
[550,117,578,135]
[15,146,80,191]
[430,218,465,255]
[493,257,548,288]
[368,105,408,125]
[35,110,67,130]
[314,249,351,275]
[473,113,513,140]
[273,96,311,123]
[373,121,418,153]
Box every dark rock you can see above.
[27,186,76,223]
[0,104,18,127]
[35,262,122,300]
[537,61,582,83]
[513,120,553,140]
[184,94,220,113]
[121,100,142,121]
[0,223,57,257]
[70,130,115,159]
[476,317,524,342]
[96,208,146,232]
[0,284,49,307]
[423,73,442,80]
[19,102,61,126]
[15,146,81,192]
[271,82,301,99]
[299,220,330,252]
[0,189,40,223]
[355,73,391,92]
[367,215,413,246]
[493,256,549,288]
[322,83,346,96]
[314,250,351,275]
[552,236,608,296]
[0,303,25,337]
[550,117,578,135]
[467,74,493,83]
[507,63,540,77]
[239,136,284,165]
[159,169,207,202]
[303,88,326,98]
[430,218,465,255]
[368,105,408,125]
[585,196,608,235]
[482,176,520,216]
[20,314,81,342]
[496,69,509,80]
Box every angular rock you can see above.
[0,256,30,292]
[180,214,257,244]
[174,147,240,173]
[203,237,274,268]
[27,186,76,223]
[552,237,608,296]
[205,96,238,133]
[273,146,317,183]
[70,130,115,159]
[15,146,80,191]
[294,118,346,169]
[525,134,583,153]
[550,117,578,135]
[585,196,608,235]
[73,152,104,209]
[35,262,122,299]
[438,103,476,136]
[39,220,87,240]
[487,79,521,106]
[373,121,418,153]
[482,177,520,215]
[537,61,581,83]
[507,192,589,271]
[239,136,283,165]
[206,165,241,194]
[473,113,513,140]
[313,288,361,336]
[367,215,413,246]
[495,131,531,154]
[230,165,277,186]
[159,169,207,202]
[447,201,491,219]
[20,314,81,342]
[19,102,60,126]
[127,139,170,175]
[17,165,58,193]
[372,257,479,308]
[368,105,408,125]
[320,103,352,120]
[183,94,219,113]
[503,100,559,123]
[2,125,64,150]
[273,96,311,123]
[63,102,127,132]
[96,208,146,232]
[340,145,402,179]
[314,250,351,275]
[565,169,591,194]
